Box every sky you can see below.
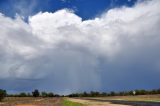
[0,0,160,94]
[0,0,137,20]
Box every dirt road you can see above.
[68,98,130,106]
[68,98,160,106]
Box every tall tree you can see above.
[32,89,40,97]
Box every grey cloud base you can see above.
[0,0,160,94]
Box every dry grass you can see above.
[0,97,62,106]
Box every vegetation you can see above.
[32,89,40,97]
[19,92,27,97]
[68,89,160,97]
[41,91,60,97]
[61,98,85,106]
[0,89,7,101]
[7,91,60,97]
[0,88,159,98]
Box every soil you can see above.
[0,97,62,106]
[68,98,130,106]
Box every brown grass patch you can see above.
[1,97,62,106]
[16,104,36,106]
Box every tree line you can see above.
[8,89,61,97]
[0,88,160,101]
[0,89,60,101]
[68,89,160,97]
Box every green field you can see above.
[61,98,86,106]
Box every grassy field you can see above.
[61,98,86,106]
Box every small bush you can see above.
[0,89,7,101]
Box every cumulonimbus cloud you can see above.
[0,0,160,94]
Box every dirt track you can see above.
[68,98,130,106]
[68,98,160,106]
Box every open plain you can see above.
[0,95,160,106]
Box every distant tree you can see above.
[128,90,134,95]
[110,91,115,96]
[101,92,107,97]
[32,89,40,97]
[82,92,88,97]
[0,89,7,101]
[68,93,79,97]
[48,92,54,97]
[67,88,160,97]
[157,89,160,94]
[41,91,48,97]
[19,92,27,97]
[151,89,157,94]
[95,91,100,96]
[119,91,124,96]
[135,89,147,95]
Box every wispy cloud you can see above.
[60,0,72,3]
[12,0,37,18]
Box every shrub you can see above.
[0,89,7,101]
[19,92,27,97]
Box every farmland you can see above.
[0,97,62,106]
[0,95,160,106]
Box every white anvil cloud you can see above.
[0,0,160,94]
